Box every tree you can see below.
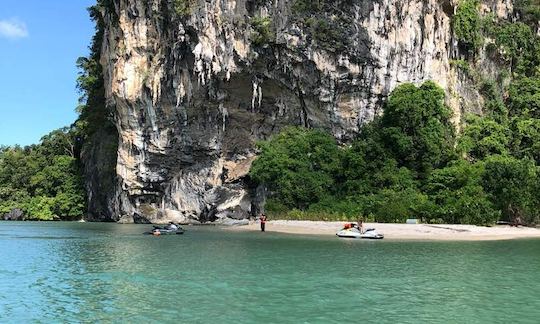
[507,77,540,118]
[453,0,483,55]
[250,127,342,209]
[381,81,456,177]
[24,196,56,221]
[0,129,87,220]
[482,155,539,224]
[424,160,499,225]
[495,22,539,75]
[510,117,540,163]
[342,123,416,196]
[458,115,510,161]
[38,127,78,158]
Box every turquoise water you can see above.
[0,222,539,323]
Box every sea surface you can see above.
[0,222,539,323]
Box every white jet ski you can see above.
[336,227,384,239]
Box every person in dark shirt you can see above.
[260,213,267,232]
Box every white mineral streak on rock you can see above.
[258,85,263,107]
[312,51,338,76]
[220,103,228,132]
[251,80,262,111]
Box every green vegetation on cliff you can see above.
[515,0,540,28]
[75,1,118,218]
[173,0,196,17]
[76,2,114,141]
[290,0,353,52]
[252,78,540,225]
[453,0,483,54]
[251,16,274,46]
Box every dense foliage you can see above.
[251,78,540,225]
[515,0,540,26]
[453,0,483,55]
[173,0,197,17]
[73,0,118,217]
[379,81,456,177]
[0,129,86,220]
[250,16,274,46]
[75,2,114,141]
[250,128,343,209]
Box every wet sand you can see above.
[227,220,540,241]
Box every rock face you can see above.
[3,209,24,221]
[92,0,513,223]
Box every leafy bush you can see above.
[423,161,500,225]
[173,0,196,17]
[510,117,540,163]
[250,16,274,46]
[291,0,323,14]
[307,197,365,219]
[449,59,472,74]
[514,0,540,28]
[453,0,483,55]
[380,81,456,177]
[495,22,539,75]
[250,127,343,209]
[290,0,352,53]
[482,155,539,224]
[361,189,431,223]
[24,196,56,221]
[305,17,348,52]
[457,115,510,161]
[507,77,540,118]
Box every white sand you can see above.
[228,220,540,241]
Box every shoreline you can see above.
[227,220,540,241]
[4,220,540,241]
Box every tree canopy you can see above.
[0,129,86,220]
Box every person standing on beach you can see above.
[260,213,267,232]
[357,218,364,234]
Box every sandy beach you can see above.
[228,220,540,241]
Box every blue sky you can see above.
[0,0,96,146]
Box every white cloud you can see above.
[0,18,29,39]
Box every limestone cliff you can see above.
[90,0,513,223]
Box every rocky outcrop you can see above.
[91,0,513,223]
[3,209,24,221]
[82,126,121,222]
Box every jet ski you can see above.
[144,225,185,235]
[336,227,384,239]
